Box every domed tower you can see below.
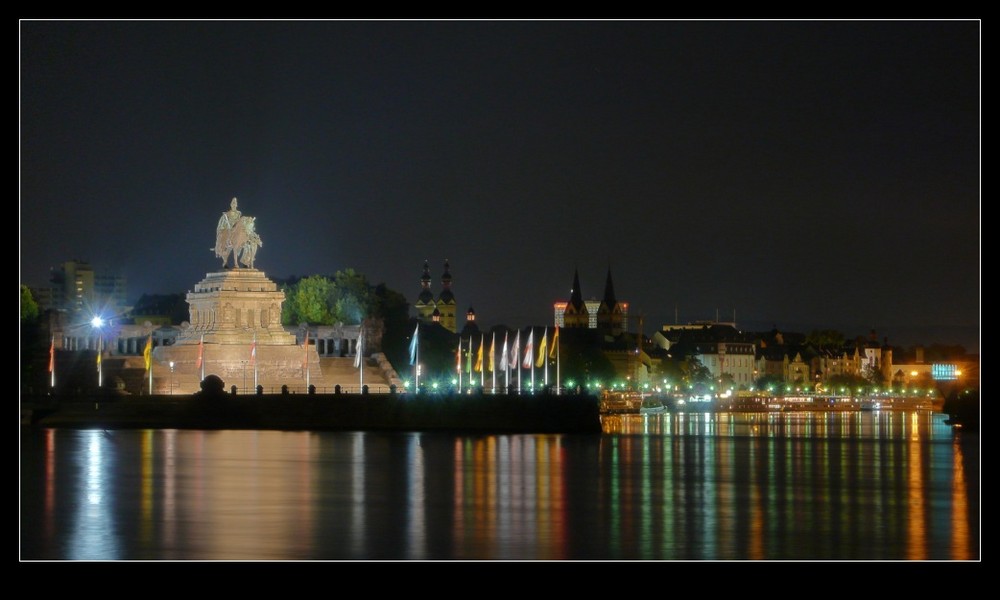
[563,268,590,328]
[436,259,457,333]
[414,260,436,323]
[460,306,480,337]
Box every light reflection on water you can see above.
[601,409,954,439]
[20,411,978,561]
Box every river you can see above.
[19,410,979,561]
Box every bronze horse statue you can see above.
[214,216,261,269]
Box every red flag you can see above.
[522,330,534,369]
[48,336,54,373]
[249,338,257,366]
[196,334,204,370]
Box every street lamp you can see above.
[91,316,105,389]
[169,361,175,395]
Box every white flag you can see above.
[522,329,534,369]
[500,333,509,370]
[354,331,364,368]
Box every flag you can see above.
[48,336,55,373]
[196,334,205,370]
[522,330,534,369]
[474,337,484,372]
[500,333,508,370]
[511,331,520,369]
[143,334,153,371]
[302,330,310,369]
[96,346,102,367]
[536,329,548,368]
[354,330,364,368]
[408,324,419,365]
[249,336,257,366]
[549,326,559,359]
[489,333,496,372]
[456,339,462,372]
[466,338,472,373]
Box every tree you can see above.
[557,329,617,389]
[286,275,334,325]
[754,374,784,391]
[823,373,861,390]
[21,284,42,391]
[20,284,39,323]
[330,268,372,324]
[654,355,685,385]
[682,356,713,386]
[805,329,845,348]
[863,362,886,387]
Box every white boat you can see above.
[639,397,667,414]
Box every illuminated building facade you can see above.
[553,268,628,331]
[44,260,128,315]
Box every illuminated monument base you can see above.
[151,269,325,394]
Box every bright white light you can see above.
[90,316,105,328]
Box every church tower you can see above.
[563,268,590,328]
[414,260,436,323]
[436,259,457,333]
[597,267,625,337]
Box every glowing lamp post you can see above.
[169,361,175,395]
[91,316,104,389]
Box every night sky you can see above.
[19,20,980,351]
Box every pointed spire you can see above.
[602,266,617,309]
[569,268,584,309]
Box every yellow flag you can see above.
[488,334,495,372]
[474,337,484,372]
[549,326,559,358]
[536,331,548,368]
[143,335,152,371]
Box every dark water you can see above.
[20,411,979,561]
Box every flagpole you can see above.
[253,331,258,390]
[305,330,310,390]
[145,333,153,395]
[502,332,508,394]
[358,332,364,391]
[458,338,463,392]
[556,328,561,395]
[480,334,485,388]
[97,334,103,389]
[530,328,535,394]
[543,327,549,387]
[515,331,521,395]
[518,331,523,395]
[409,323,419,391]
[199,334,206,382]
[49,335,55,390]
[491,332,496,394]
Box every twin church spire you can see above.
[415,260,458,333]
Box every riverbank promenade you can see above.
[21,391,603,434]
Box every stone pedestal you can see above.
[178,269,297,345]
[152,269,317,394]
